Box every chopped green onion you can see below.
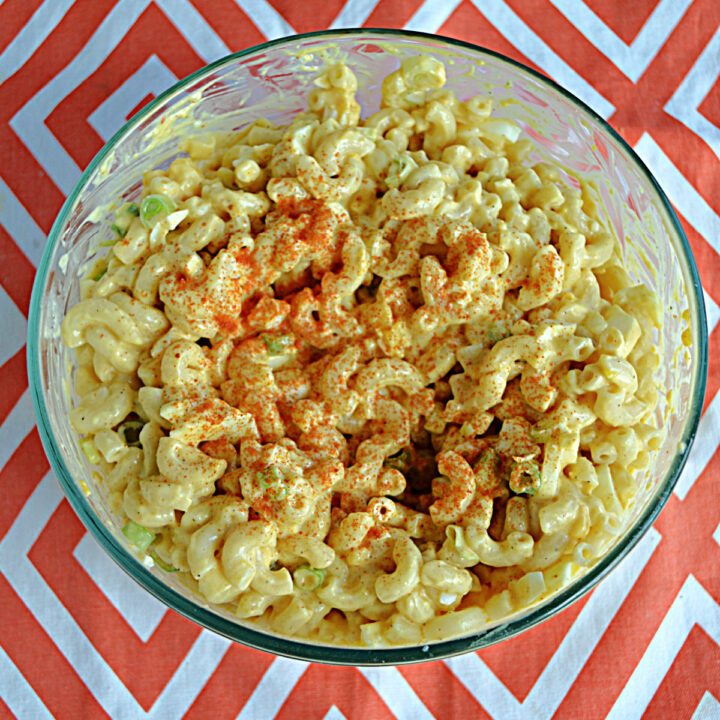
[386,155,415,188]
[486,325,510,345]
[459,422,474,438]
[122,520,155,551]
[92,267,107,282]
[529,425,551,443]
[294,565,327,591]
[149,550,177,572]
[383,448,411,473]
[105,203,139,243]
[262,334,295,355]
[139,193,176,228]
[80,437,101,465]
[257,466,287,502]
[509,457,542,496]
[475,448,504,495]
[118,420,144,447]
[448,526,480,565]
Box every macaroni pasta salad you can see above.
[62,56,662,646]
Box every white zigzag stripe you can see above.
[330,0,382,29]
[692,691,720,720]
[634,133,720,257]
[665,25,720,162]
[73,532,167,643]
[0,473,231,719]
[0,390,35,473]
[607,575,720,720]
[0,283,26,368]
[0,645,53,720]
[155,0,230,64]
[404,0,462,33]
[0,474,132,718]
[236,0,296,40]
[236,657,308,719]
[88,55,178,142]
[323,707,348,720]
[548,0,693,83]
[0,0,74,81]
[9,0,152,196]
[0,175,47,268]
[445,527,661,720]
[146,631,231,718]
[674,388,720,501]
[359,667,434,719]
[704,289,720,336]
[713,521,720,549]
[468,0,615,120]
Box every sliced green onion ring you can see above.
[257,466,287,502]
[475,448,503,495]
[486,325,510,345]
[386,155,415,188]
[262,334,295,356]
[294,565,327,591]
[139,193,176,228]
[509,456,542,496]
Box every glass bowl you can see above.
[28,29,708,664]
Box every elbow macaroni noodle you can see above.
[62,57,662,647]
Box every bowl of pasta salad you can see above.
[28,30,707,663]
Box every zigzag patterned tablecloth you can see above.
[1,1,719,718]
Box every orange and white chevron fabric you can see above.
[1,1,718,718]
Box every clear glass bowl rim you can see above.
[27,28,708,665]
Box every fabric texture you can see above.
[0,1,718,718]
